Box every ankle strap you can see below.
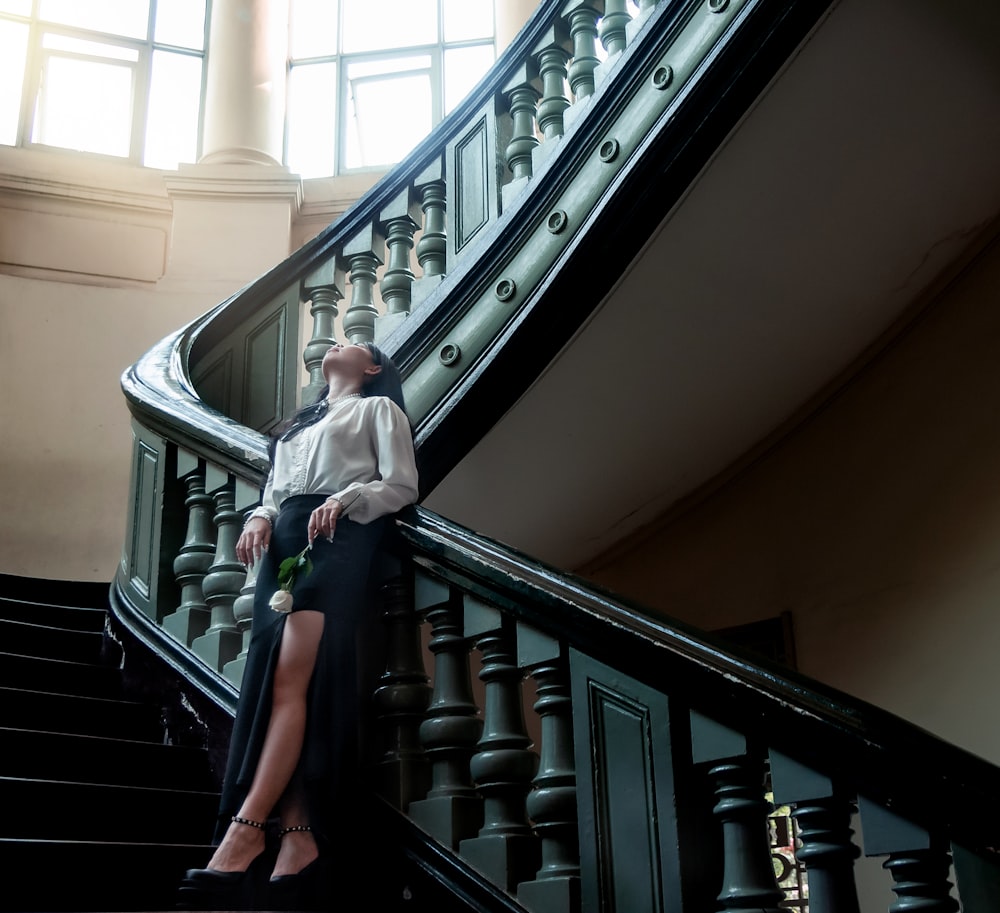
[278,824,313,837]
[231,815,266,830]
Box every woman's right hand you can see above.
[237,517,271,568]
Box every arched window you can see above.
[286,0,496,177]
[0,0,208,169]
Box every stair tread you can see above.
[0,616,106,662]
[0,773,219,796]
[0,683,147,708]
[0,836,215,912]
[0,650,121,697]
[0,776,220,842]
[0,685,163,740]
[0,726,214,788]
[0,594,107,631]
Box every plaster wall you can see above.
[0,150,368,583]
[585,236,1000,766]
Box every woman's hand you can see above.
[308,498,344,544]
[237,517,271,568]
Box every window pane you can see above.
[154,0,205,50]
[33,55,133,157]
[39,0,150,39]
[0,0,32,14]
[348,54,431,80]
[290,0,338,59]
[342,0,436,53]
[444,44,494,113]
[0,19,28,145]
[346,71,431,169]
[287,62,337,178]
[145,50,201,169]
[443,0,494,42]
[43,33,139,61]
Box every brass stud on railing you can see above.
[547,210,568,234]
[652,66,673,90]
[709,0,729,11]
[599,138,620,162]
[438,343,461,366]
[495,278,517,302]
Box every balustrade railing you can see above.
[117,0,758,691]
[107,0,1000,909]
[369,508,1000,913]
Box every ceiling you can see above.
[423,0,1000,571]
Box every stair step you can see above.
[0,838,214,912]
[0,776,220,842]
[0,650,122,697]
[0,616,105,663]
[0,594,107,631]
[0,727,215,790]
[0,686,162,740]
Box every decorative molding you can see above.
[164,163,303,208]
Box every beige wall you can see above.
[0,149,374,583]
[585,235,1000,765]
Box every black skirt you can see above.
[215,494,388,840]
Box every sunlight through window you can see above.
[2,1,207,167]
[0,19,28,146]
[287,0,496,177]
[145,51,203,170]
[33,56,133,157]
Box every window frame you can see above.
[285,0,495,177]
[1,0,210,169]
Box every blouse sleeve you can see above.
[245,468,279,525]
[331,397,419,524]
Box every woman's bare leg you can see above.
[206,609,325,872]
[271,775,320,877]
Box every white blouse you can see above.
[251,394,418,525]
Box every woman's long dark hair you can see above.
[269,343,408,456]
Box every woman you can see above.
[179,342,419,911]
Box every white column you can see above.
[200,0,290,165]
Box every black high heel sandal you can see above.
[267,825,331,912]
[176,815,269,911]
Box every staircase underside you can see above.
[424,0,1000,570]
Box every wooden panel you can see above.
[189,281,301,431]
[570,649,685,913]
[191,349,233,417]
[243,306,287,431]
[125,428,168,623]
[446,99,504,264]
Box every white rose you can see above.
[269,589,294,613]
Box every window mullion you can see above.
[19,17,42,148]
[132,44,150,164]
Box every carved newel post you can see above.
[372,574,432,810]
[377,187,421,340]
[407,580,484,848]
[691,712,784,913]
[340,225,385,344]
[410,156,447,309]
[301,256,345,404]
[770,750,860,913]
[459,605,540,892]
[191,479,245,673]
[501,62,542,206]
[858,797,959,913]
[517,625,579,913]
[163,467,215,646]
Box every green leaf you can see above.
[275,544,315,590]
